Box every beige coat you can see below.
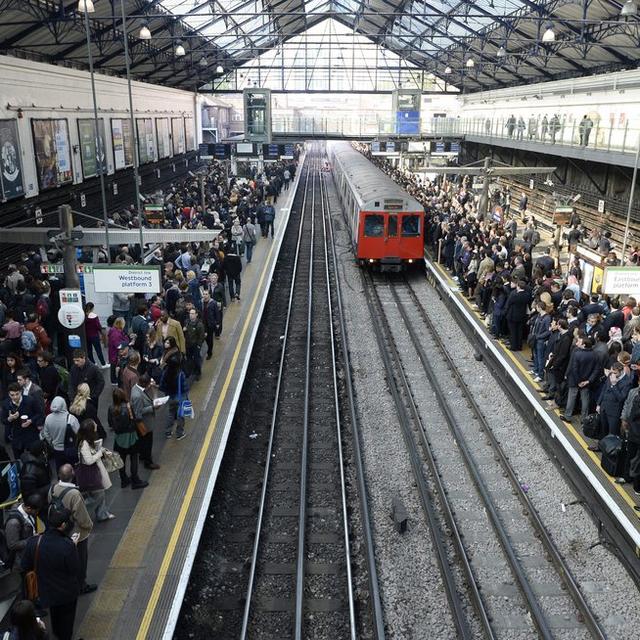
[78,440,112,491]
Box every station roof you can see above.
[0,0,638,92]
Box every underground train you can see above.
[328,141,424,272]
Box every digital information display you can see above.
[282,144,295,159]
[214,144,231,160]
[31,118,73,190]
[236,142,256,156]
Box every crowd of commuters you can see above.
[363,147,640,496]
[0,154,297,638]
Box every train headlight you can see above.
[369,259,375,263]
[408,259,413,264]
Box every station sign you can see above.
[603,267,640,296]
[198,143,212,159]
[59,288,82,306]
[93,265,162,294]
[552,206,573,226]
[41,263,93,275]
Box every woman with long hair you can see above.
[160,336,181,370]
[143,329,163,383]
[68,383,106,440]
[5,599,47,640]
[160,357,188,440]
[1,353,23,396]
[107,388,148,490]
[76,419,114,522]
[84,302,109,369]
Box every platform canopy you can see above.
[1,0,639,92]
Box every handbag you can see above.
[102,449,124,474]
[581,413,601,439]
[177,372,194,419]
[24,535,42,601]
[74,461,103,492]
[127,404,148,437]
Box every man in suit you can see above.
[17,368,45,419]
[542,318,572,402]
[130,374,160,471]
[561,335,601,423]
[504,279,531,351]
[70,350,105,409]
[156,310,186,354]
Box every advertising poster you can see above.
[172,117,185,155]
[31,119,73,190]
[77,118,106,179]
[185,117,195,151]
[156,118,170,159]
[137,118,155,164]
[0,119,24,201]
[111,118,134,170]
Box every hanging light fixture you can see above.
[542,23,555,42]
[139,21,152,40]
[466,57,475,68]
[77,0,95,12]
[621,0,638,16]
[175,40,186,57]
[444,66,452,74]
[216,65,224,74]
[199,55,208,67]
[497,46,506,58]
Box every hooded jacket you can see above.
[41,397,80,452]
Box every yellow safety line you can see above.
[136,237,281,639]
[432,261,640,515]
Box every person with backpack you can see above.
[19,441,51,505]
[21,506,81,640]
[23,314,50,356]
[48,465,95,597]
[4,494,44,571]
[41,397,79,470]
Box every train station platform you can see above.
[74,161,304,640]
[423,253,640,573]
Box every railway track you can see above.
[361,269,606,640]
[238,150,382,639]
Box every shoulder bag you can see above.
[177,372,194,419]
[74,444,104,492]
[24,535,42,601]
[128,403,148,437]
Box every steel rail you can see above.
[388,279,555,640]
[318,160,358,640]
[360,270,476,640]
[403,277,607,640]
[293,156,317,640]
[239,157,312,640]
[321,166,386,639]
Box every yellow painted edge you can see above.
[431,260,640,515]
[136,236,281,639]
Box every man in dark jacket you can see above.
[0,383,43,458]
[223,251,243,301]
[19,440,51,503]
[202,291,223,359]
[5,494,43,570]
[596,362,633,439]
[70,350,105,409]
[207,272,227,309]
[183,308,205,380]
[603,298,625,336]
[561,335,601,423]
[542,318,572,401]
[504,279,530,351]
[21,507,81,640]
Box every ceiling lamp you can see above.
[139,22,152,40]
[77,0,95,12]
[497,46,506,58]
[216,65,224,74]
[621,0,638,15]
[444,66,452,74]
[199,55,208,67]
[466,57,475,68]
[175,41,186,57]
[542,24,555,42]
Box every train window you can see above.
[388,215,398,237]
[364,214,384,237]
[401,215,421,236]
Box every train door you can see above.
[385,213,401,256]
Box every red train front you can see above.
[328,141,425,272]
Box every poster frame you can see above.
[30,118,73,191]
[171,117,186,155]
[110,118,134,171]
[77,118,106,179]
[156,117,171,160]
[0,118,25,202]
